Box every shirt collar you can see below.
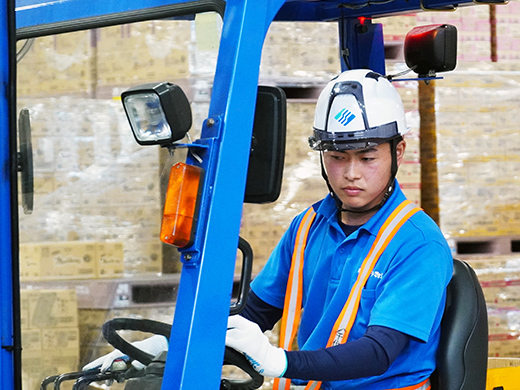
[315,180,407,237]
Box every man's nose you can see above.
[344,160,361,180]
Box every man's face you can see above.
[323,141,405,216]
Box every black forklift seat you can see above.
[431,258,489,390]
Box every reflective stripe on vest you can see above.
[274,199,421,390]
[275,207,316,390]
[389,378,431,390]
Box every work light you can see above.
[404,24,457,77]
[122,82,201,248]
[122,82,192,146]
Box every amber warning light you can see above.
[161,162,204,248]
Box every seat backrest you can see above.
[431,259,489,390]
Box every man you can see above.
[225,69,453,390]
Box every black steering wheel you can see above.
[102,318,264,390]
[101,237,262,389]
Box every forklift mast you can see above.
[0,0,493,389]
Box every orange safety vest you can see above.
[274,199,429,390]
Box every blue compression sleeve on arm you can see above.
[238,292,408,380]
[284,326,409,381]
[240,290,283,332]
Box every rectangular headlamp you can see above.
[122,82,192,146]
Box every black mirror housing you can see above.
[244,86,287,204]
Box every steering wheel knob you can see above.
[111,359,128,372]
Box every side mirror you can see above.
[18,108,34,215]
[244,86,287,204]
[404,24,457,78]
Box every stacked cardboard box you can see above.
[466,256,520,357]
[17,20,192,98]
[261,22,340,80]
[20,241,124,281]
[495,3,520,64]
[17,32,94,97]
[17,98,163,276]
[394,79,422,206]
[95,20,191,91]
[410,1,520,239]
[21,289,80,390]
[434,70,520,238]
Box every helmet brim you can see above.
[309,122,400,151]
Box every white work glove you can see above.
[82,335,169,372]
[226,315,287,378]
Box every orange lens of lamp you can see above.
[160,162,203,248]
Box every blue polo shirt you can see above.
[250,183,453,389]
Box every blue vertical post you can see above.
[0,1,16,390]
[162,0,285,389]
[339,17,386,74]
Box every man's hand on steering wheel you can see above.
[82,334,169,372]
[226,315,287,378]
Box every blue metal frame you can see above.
[164,2,286,387]
[274,0,483,21]
[2,0,493,389]
[1,2,17,390]
[339,17,386,74]
[16,0,204,27]
[15,0,226,38]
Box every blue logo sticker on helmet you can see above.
[334,108,356,126]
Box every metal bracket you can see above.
[420,0,458,11]
[473,0,508,3]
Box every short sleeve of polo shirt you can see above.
[367,234,452,343]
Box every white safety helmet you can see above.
[309,69,409,151]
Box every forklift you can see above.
[0,0,506,389]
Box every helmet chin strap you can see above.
[340,179,394,214]
[319,138,400,216]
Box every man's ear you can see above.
[396,140,406,166]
